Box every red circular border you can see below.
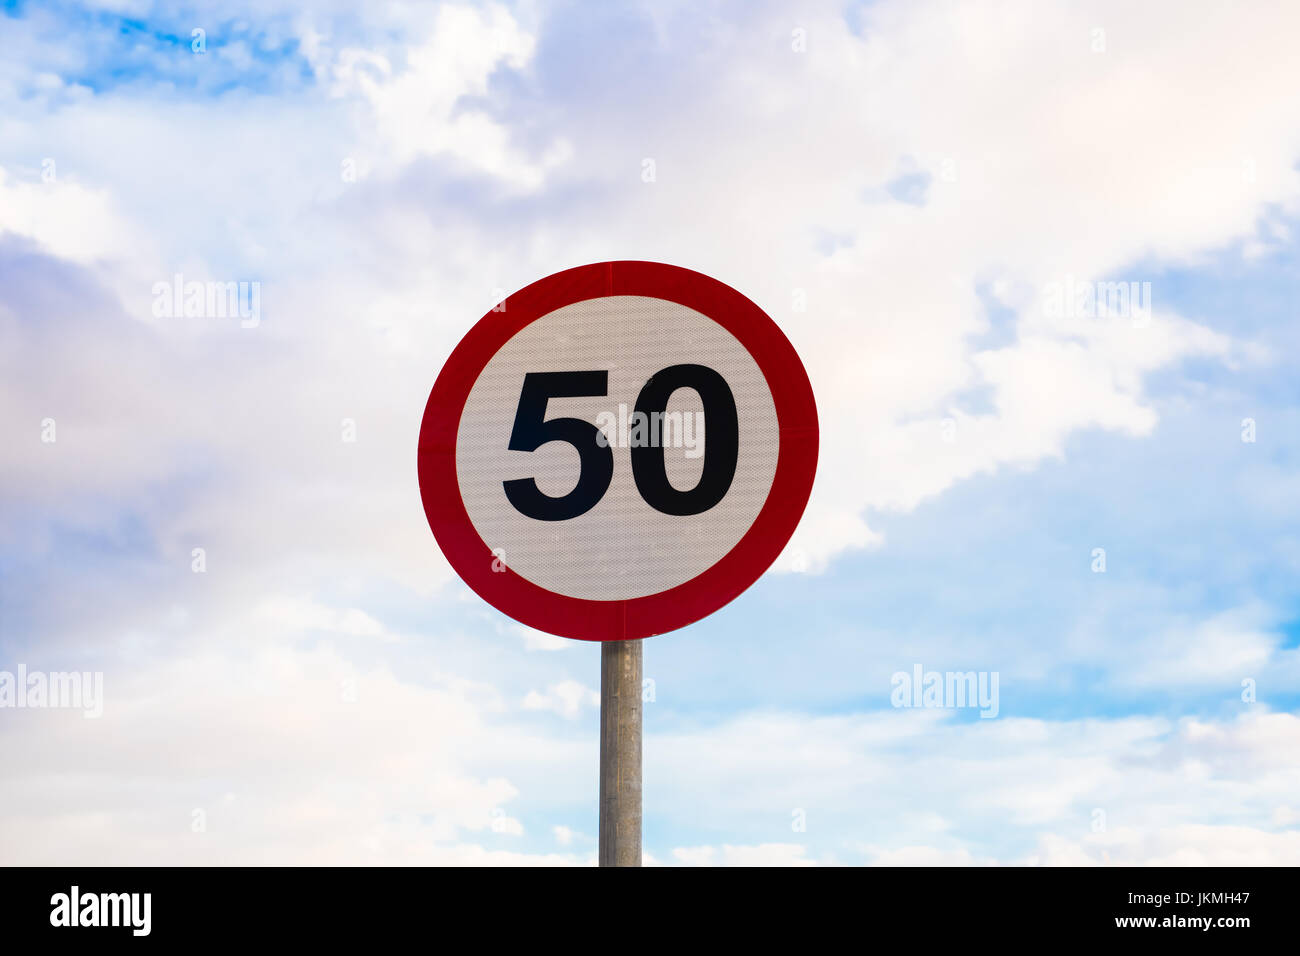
[417,261,818,641]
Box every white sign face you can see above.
[419,261,817,641]
[456,295,779,601]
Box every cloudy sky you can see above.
[2,0,1299,865]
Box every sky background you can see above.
[2,0,1299,865]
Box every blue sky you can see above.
[2,0,1299,865]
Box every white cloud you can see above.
[522,680,599,718]
[0,167,139,264]
[672,843,817,867]
[513,625,574,652]
[1023,826,1300,867]
[1120,607,1293,688]
[333,4,569,189]
[649,707,1300,864]
[0,629,587,864]
[863,846,995,866]
[253,596,389,640]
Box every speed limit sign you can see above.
[417,261,818,641]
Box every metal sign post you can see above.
[599,639,642,866]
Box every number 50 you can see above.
[503,365,739,521]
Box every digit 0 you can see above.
[630,364,738,516]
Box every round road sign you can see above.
[418,260,817,641]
